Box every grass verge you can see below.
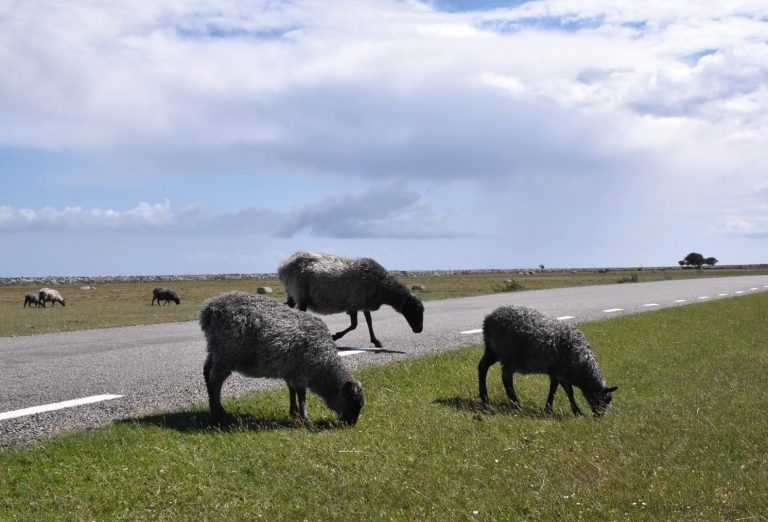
[2,294,767,519]
[2,267,767,337]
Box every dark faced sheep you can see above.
[38,288,65,307]
[480,306,617,416]
[152,287,180,306]
[23,293,41,308]
[278,251,424,348]
[199,291,365,428]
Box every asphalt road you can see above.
[2,275,767,450]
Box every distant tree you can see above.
[539,264,545,270]
[678,260,686,267]
[704,257,719,267]
[683,252,706,269]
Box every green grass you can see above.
[2,294,767,519]
[2,267,767,337]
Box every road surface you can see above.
[1,275,766,450]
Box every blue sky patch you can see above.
[429,0,528,12]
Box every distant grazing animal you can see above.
[23,293,41,308]
[480,306,617,416]
[38,288,65,307]
[200,291,364,427]
[152,287,180,306]
[278,251,424,348]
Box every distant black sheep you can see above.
[278,251,424,348]
[480,306,617,416]
[23,293,41,308]
[200,292,364,427]
[152,287,180,306]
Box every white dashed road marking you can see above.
[0,395,124,421]
[674,299,687,303]
[718,293,729,296]
[603,308,623,313]
[735,291,744,294]
[642,303,660,308]
[698,296,709,299]
[461,329,483,335]
[339,350,366,357]
[556,316,575,320]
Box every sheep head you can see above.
[338,380,365,426]
[400,294,424,334]
[583,385,618,417]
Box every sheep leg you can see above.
[292,386,314,428]
[501,365,521,410]
[204,356,231,426]
[363,311,382,348]
[286,296,296,308]
[561,383,583,416]
[545,378,559,413]
[289,386,299,417]
[477,350,497,404]
[332,311,358,341]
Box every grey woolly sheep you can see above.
[38,288,65,307]
[199,291,365,427]
[480,306,617,416]
[23,293,41,308]
[278,251,424,348]
[152,287,180,306]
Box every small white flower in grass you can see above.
[472,511,479,516]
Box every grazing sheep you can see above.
[480,306,617,416]
[278,251,424,348]
[38,288,65,307]
[199,291,365,427]
[23,293,41,308]
[151,287,180,306]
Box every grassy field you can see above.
[1,293,766,519]
[2,267,767,337]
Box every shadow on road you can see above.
[336,346,406,354]
[434,396,567,420]
[117,410,341,433]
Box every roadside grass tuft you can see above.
[1,294,768,519]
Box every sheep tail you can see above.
[199,302,214,333]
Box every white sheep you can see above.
[38,288,65,307]
[278,251,424,348]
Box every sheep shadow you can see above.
[434,396,569,420]
[117,410,341,434]
[336,346,406,355]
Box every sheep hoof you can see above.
[297,418,315,430]
[372,340,383,348]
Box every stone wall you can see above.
[1,265,765,287]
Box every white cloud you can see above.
[0,187,466,239]
[0,200,178,231]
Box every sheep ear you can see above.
[343,380,362,396]
[605,386,618,393]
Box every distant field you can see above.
[1,293,766,519]
[2,267,767,337]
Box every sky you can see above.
[1,0,767,276]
